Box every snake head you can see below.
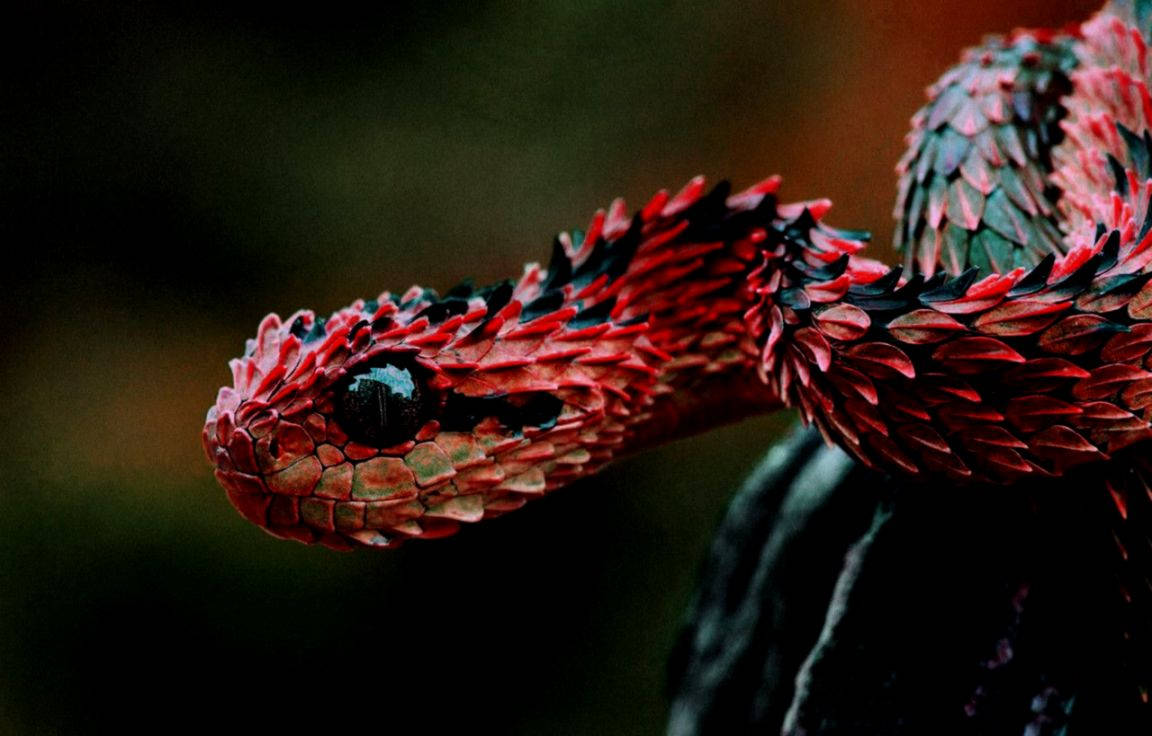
[205,287,600,549]
[203,254,664,549]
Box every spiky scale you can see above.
[971,298,1071,336]
[886,309,967,344]
[894,29,1078,277]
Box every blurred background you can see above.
[3,1,1099,732]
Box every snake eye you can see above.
[334,358,437,447]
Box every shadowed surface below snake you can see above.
[204,1,1152,732]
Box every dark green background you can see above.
[3,1,1097,732]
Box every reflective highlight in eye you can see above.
[335,361,435,447]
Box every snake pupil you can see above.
[335,360,434,447]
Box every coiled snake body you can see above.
[205,1,1152,728]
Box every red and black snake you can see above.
[204,1,1152,727]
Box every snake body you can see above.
[207,1,1152,543]
[202,0,1152,725]
[203,1,1152,711]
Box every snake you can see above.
[205,0,1152,715]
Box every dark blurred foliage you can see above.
[1,1,1098,733]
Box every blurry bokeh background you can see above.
[4,1,1099,732]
